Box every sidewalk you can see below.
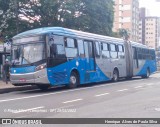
[0,80,37,94]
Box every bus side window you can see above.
[95,41,100,58]
[133,47,139,68]
[50,44,57,57]
[49,35,65,58]
[77,40,85,57]
[138,48,143,60]
[150,50,155,60]
[65,38,78,58]
[110,44,117,59]
[101,42,110,59]
[118,45,125,59]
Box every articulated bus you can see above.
[10,27,157,90]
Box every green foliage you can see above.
[118,28,130,40]
[0,0,114,38]
[112,32,121,38]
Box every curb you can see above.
[0,85,38,94]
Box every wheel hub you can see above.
[113,73,117,80]
[70,76,76,84]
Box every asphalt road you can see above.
[0,73,160,127]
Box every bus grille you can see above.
[53,72,66,83]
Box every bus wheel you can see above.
[37,84,50,91]
[146,68,150,78]
[68,72,79,89]
[112,69,119,82]
[142,68,150,78]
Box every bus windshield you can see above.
[12,43,45,65]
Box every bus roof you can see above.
[12,27,153,49]
[130,41,155,50]
[13,27,124,43]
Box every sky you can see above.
[139,0,160,17]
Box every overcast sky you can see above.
[139,0,160,17]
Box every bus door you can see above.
[99,42,111,80]
[132,47,139,75]
[47,35,67,84]
[84,41,95,75]
[101,42,112,78]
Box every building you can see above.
[139,11,160,49]
[139,8,146,45]
[145,17,160,49]
[139,8,160,49]
[113,0,139,42]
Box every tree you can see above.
[0,0,115,38]
[118,28,130,40]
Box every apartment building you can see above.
[145,17,160,49]
[113,0,139,42]
[139,8,146,45]
[139,8,160,49]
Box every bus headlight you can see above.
[35,63,47,71]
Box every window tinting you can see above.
[118,45,125,59]
[102,43,108,51]
[136,47,155,60]
[95,41,100,58]
[101,42,110,59]
[50,35,65,58]
[110,44,116,51]
[110,52,118,59]
[102,51,110,58]
[65,48,78,58]
[66,38,75,48]
[88,42,93,58]
[77,40,85,57]
[110,44,117,59]
[118,45,124,52]
[56,45,65,55]
[65,38,78,58]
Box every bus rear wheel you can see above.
[68,72,79,89]
[112,69,119,82]
[142,68,150,78]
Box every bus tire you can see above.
[68,72,79,89]
[112,69,119,82]
[142,68,150,78]
[37,84,50,91]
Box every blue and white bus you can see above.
[10,27,157,90]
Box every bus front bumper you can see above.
[10,69,50,86]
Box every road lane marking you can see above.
[13,106,44,114]
[63,99,83,104]
[0,83,128,103]
[146,83,154,86]
[155,108,160,112]
[95,93,110,97]
[8,89,40,94]
[117,89,128,92]
[0,78,147,103]
[16,115,30,118]
[134,86,143,89]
